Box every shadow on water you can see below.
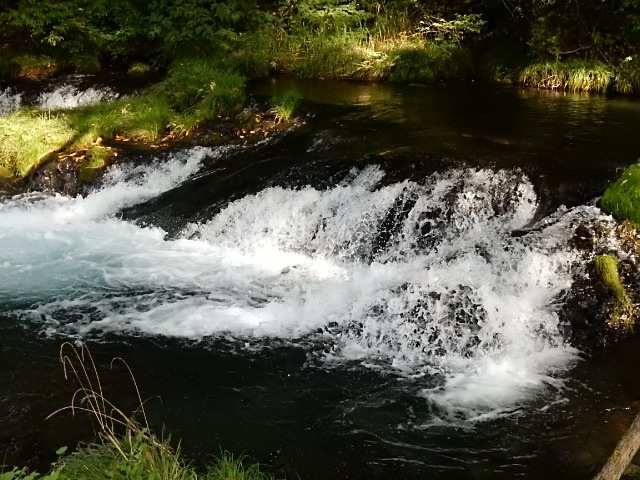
[6,326,640,480]
[3,77,640,479]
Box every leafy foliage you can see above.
[1,0,638,91]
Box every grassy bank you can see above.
[2,8,640,183]
[2,434,277,480]
[0,60,246,181]
[517,60,640,94]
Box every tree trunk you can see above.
[593,412,640,480]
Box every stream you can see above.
[2,77,640,479]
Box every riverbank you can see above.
[0,59,302,191]
[2,1,640,187]
[1,344,281,480]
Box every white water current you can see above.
[0,87,22,115]
[0,76,118,114]
[0,147,608,421]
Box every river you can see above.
[2,77,640,479]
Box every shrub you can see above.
[389,43,473,83]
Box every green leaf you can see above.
[55,446,68,456]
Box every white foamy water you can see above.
[0,87,22,114]
[36,82,118,110]
[0,155,605,421]
[0,76,118,114]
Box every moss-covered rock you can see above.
[600,162,640,226]
[563,221,640,347]
[593,254,635,331]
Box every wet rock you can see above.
[29,158,81,195]
[573,224,595,250]
[563,221,640,348]
[29,165,65,192]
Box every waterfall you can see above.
[0,148,610,421]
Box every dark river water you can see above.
[2,77,640,479]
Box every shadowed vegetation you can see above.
[0,0,639,93]
[2,1,640,183]
[0,344,281,480]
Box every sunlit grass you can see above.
[0,110,74,179]
[65,93,174,146]
[0,59,250,181]
[229,14,475,83]
[10,54,60,78]
[519,60,614,92]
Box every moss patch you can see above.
[600,162,640,226]
[593,254,635,331]
[594,255,628,302]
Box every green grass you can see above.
[615,61,640,94]
[0,59,249,181]
[1,439,278,480]
[518,60,614,92]
[66,93,175,146]
[11,54,60,78]
[78,145,114,183]
[224,14,476,84]
[600,162,640,226]
[153,59,246,113]
[269,91,302,122]
[0,110,74,179]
